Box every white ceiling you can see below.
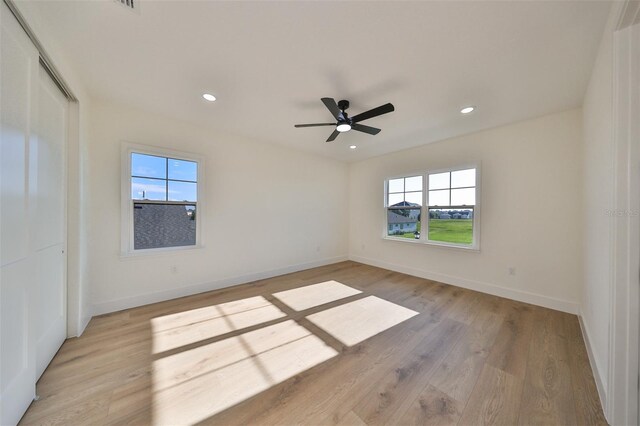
[27,0,611,162]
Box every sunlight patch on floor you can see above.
[150,282,419,424]
[150,296,286,353]
[272,280,362,311]
[306,295,419,346]
[152,320,338,425]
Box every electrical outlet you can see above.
[508,267,516,276]
[171,265,178,274]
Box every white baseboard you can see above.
[91,255,349,316]
[78,313,91,336]
[67,312,92,338]
[349,255,580,314]
[578,311,609,421]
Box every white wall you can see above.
[13,1,93,337]
[581,2,619,407]
[88,101,348,314]
[349,109,583,313]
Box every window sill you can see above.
[120,244,204,260]
[382,236,480,252]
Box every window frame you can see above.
[120,142,205,257]
[383,164,480,251]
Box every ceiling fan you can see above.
[294,98,395,142]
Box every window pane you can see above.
[451,168,475,188]
[168,158,198,182]
[387,208,421,239]
[404,176,422,192]
[428,189,450,206]
[428,208,473,245]
[388,193,404,206]
[428,172,450,190]
[405,191,422,206]
[388,178,404,193]
[132,153,166,179]
[451,188,475,206]
[134,203,196,249]
[168,181,197,202]
[132,177,167,200]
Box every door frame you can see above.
[608,2,640,424]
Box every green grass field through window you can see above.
[428,219,473,245]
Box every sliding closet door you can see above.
[34,67,68,379]
[0,2,39,424]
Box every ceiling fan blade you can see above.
[326,129,340,142]
[351,103,395,123]
[294,123,335,128]
[351,123,381,135]
[321,98,343,120]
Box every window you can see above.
[384,166,479,249]
[386,176,422,239]
[121,144,203,254]
[427,168,476,246]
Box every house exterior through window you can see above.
[121,144,203,255]
[385,166,479,249]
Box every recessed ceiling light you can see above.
[460,106,475,114]
[349,145,357,150]
[336,123,351,132]
[202,93,216,102]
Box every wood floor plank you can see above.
[395,385,463,426]
[350,319,466,425]
[562,315,608,426]
[335,411,367,426]
[18,261,605,426]
[445,290,484,325]
[104,373,152,425]
[518,308,577,426]
[20,389,113,426]
[484,301,535,379]
[458,364,523,426]
[429,309,502,403]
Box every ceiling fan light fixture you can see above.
[294,98,393,142]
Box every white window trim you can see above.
[383,164,481,251]
[120,142,205,257]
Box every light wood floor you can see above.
[20,261,607,425]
